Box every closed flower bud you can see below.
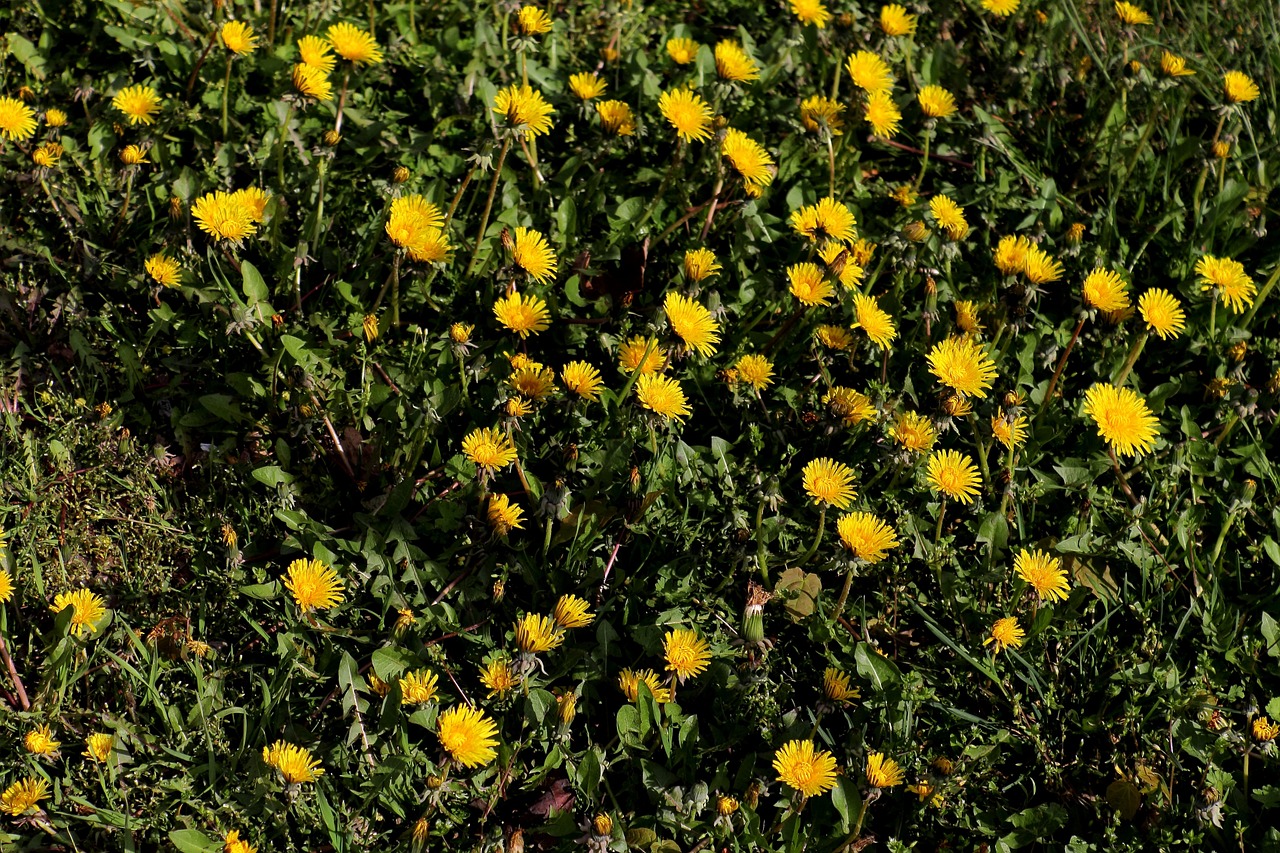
[324,129,341,146]
[1213,141,1230,159]
[593,814,613,836]
[393,166,410,183]
[904,220,929,242]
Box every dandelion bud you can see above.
[904,220,929,242]
[323,129,341,146]
[449,322,473,344]
[1213,141,1230,159]
[933,756,955,775]
[362,314,379,343]
[924,275,937,296]
[592,814,613,836]
[1129,59,1143,74]
[412,817,430,845]
[1228,340,1247,362]
[271,313,284,327]
[1204,786,1220,804]
[1243,479,1257,504]
[169,196,184,219]
[393,165,410,183]
[741,580,771,644]
[716,795,739,816]
[744,782,760,809]
[426,774,444,788]
[17,85,34,101]
[556,690,577,724]
[601,46,619,63]
[492,579,505,600]
[1066,222,1086,245]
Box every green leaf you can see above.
[1105,780,1142,820]
[1263,613,1280,658]
[854,642,901,691]
[169,830,222,853]
[831,777,862,832]
[241,260,270,304]
[238,581,279,600]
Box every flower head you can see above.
[985,616,1024,652]
[494,85,555,137]
[221,21,258,55]
[852,293,897,349]
[45,107,68,127]
[554,594,594,628]
[790,0,831,27]
[927,336,997,397]
[822,667,860,703]
[659,89,713,143]
[119,144,147,166]
[667,38,699,64]
[891,411,936,453]
[32,142,62,168]
[511,227,557,282]
[1014,549,1069,601]
[264,741,325,783]
[664,628,711,682]
[493,291,550,337]
[926,449,981,503]
[398,669,440,704]
[1082,268,1130,312]
[515,613,564,653]
[879,4,916,36]
[837,512,899,563]
[1253,717,1280,742]
[788,262,835,307]
[1,778,48,816]
[462,426,518,473]
[929,195,968,240]
[25,725,61,756]
[716,796,740,815]
[790,197,857,245]
[684,248,721,282]
[480,657,519,698]
[1223,71,1260,103]
[846,52,894,93]
[721,128,774,188]
[224,830,257,853]
[1082,383,1158,457]
[866,752,905,787]
[562,361,604,400]
[292,64,333,101]
[991,414,1028,450]
[618,336,667,375]
[284,558,345,613]
[802,458,856,509]
[735,354,774,390]
[714,40,759,82]
[980,0,1020,16]
[917,85,956,118]
[50,589,106,637]
[515,6,553,36]
[1114,2,1152,25]
[83,733,114,762]
[298,35,336,72]
[773,740,838,797]
[618,668,672,703]
[596,100,636,135]
[0,96,37,141]
[112,85,162,125]
[326,22,382,64]
[487,493,525,535]
[1160,52,1194,77]
[636,373,692,422]
[1138,288,1185,339]
[816,325,855,351]
[145,254,181,287]
[993,235,1031,275]
[192,191,257,243]
[824,387,876,425]
[864,89,902,138]
[800,95,844,134]
[664,292,721,357]
[1196,254,1255,313]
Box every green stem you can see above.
[966,411,991,492]
[442,163,478,235]
[1209,294,1217,342]
[934,499,947,548]
[799,504,826,565]
[913,127,931,192]
[220,54,233,139]
[390,253,402,332]
[1192,113,1227,227]
[1112,331,1147,386]
[826,132,837,199]
[334,67,352,135]
[465,137,512,277]
[849,797,871,842]
[276,103,295,190]
[832,565,855,622]
[1036,315,1087,420]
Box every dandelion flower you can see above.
[664,292,721,357]
[1013,548,1069,601]
[0,778,48,816]
[515,613,564,653]
[487,493,525,535]
[569,72,606,100]
[1196,254,1255,313]
[879,4,916,36]
[493,291,551,338]
[596,100,636,135]
[221,21,258,55]
[816,325,855,350]
[292,64,333,101]
[1223,71,1260,104]
[509,227,557,282]
[32,142,63,167]
[773,740,838,797]
[717,796,739,815]
[50,589,106,637]
[515,6,553,36]
[928,195,969,240]
[265,741,325,783]
[927,336,997,398]
[493,84,555,137]
[298,35,336,72]
[1138,288,1185,339]
[553,594,594,628]
[562,361,604,400]
[790,0,831,27]
[822,667,860,703]
[45,107,68,128]
[1253,717,1280,742]
[790,197,857,245]
[480,658,519,698]
[917,85,956,118]
[837,512,899,562]
[462,426,518,473]
[24,726,61,756]
[0,96,37,140]
[618,668,672,703]
[864,89,902,138]
[714,40,759,82]
[788,263,835,307]
[846,51,894,93]
[666,38,699,64]
[659,89,713,143]
[991,414,1028,449]
[284,557,344,613]
[955,300,983,335]
[192,191,256,243]
[866,752,905,787]
[664,628,711,682]
[326,22,383,64]
[985,616,1024,653]
[824,387,876,425]
[119,144,147,166]
[800,95,844,134]
[993,235,1031,275]
[224,830,256,853]
[851,293,897,349]
[721,128,774,188]
[1082,383,1158,457]
[1114,2,1151,26]
[141,254,179,287]
[636,373,692,421]
[926,449,981,504]
[684,248,721,282]
[1023,245,1064,284]
[981,0,1020,15]
[618,336,667,375]
[398,669,440,704]
[735,354,774,390]
[233,187,270,222]
[112,84,162,125]
[1082,268,1130,312]
[1160,52,1194,77]
[802,458,856,509]
[83,733,114,762]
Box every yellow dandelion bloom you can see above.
[618,336,667,374]
[83,733,114,762]
[1082,267,1130,312]
[825,387,876,425]
[45,107,68,128]
[515,6,553,36]
[493,291,551,337]
[50,589,106,637]
[0,778,48,816]
[666,38,699,65]
[480,658,519,698]
[864,89,902,138]
[954,300,983,335]
[326,22,383,64]
[493,84,555,137]
[619,668,672,703]
[790,197,857,245]
[917,85,956,118]
[1013,548,1069,602]
[985,616,1024,653]
[823,667,860,703]
[1114,1,1151,25]
[0,96,37,141]
[1196,254,1255,313]
[221,21,258,55]
[721,128,774,187]
[596,100,636,135]
[510,227,557,282]
[1137,288,1185,339]
[659,89,713,143]
[487,493,525,536]
[664,628,711,682]
[816,325,855,350]
[684,247,721,282]
[717,796,739,815]
[800,95,844,134]
[866,751,905,787]
[879,4,916,36]
[224,830,257,853]
[714,40,759,82]
[928,335,996,398]
[991,414,1028,450]
[926,449,981,503]
[846,51,894,93]
[562,361,604,401]
[32,142,63,167]
[981,0,1020,15]
[1082,383,1158,457]
[788,262,835,307]
[1223,71,1260,103]
[773,740,838,797]
[119,144,147,166]
[735,354,774,390]
[819,243,865,289]
[192,191,256,243]
[398,669,440,704]
[553,594,594,628]
[24,725,61,756]
[515,613,564,653]
[1253,717,1280,742]
[837,512,899,562]
[928,195,969,240]
[569,72,606,100]
[112,84,162,125]
[233,187,270,222]
[664,292,721,357]
[462,426,518,473]
[852,293,897,349]
[145,254,181,287]
[1023,245,1064,284]
[1160,51,1194,77]
[790,0,831,28]
[284,557,344,613]
[265,741,325,783]
[636,373,692,421]
[298,35,336,73]
[801,458,857,509]
[292,64,333,101]
[993,235,1031,275]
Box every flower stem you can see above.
[832,565,855,622]
[443,163,478,235]
[276,102,295,190]
[1037,315,1087,420]
[850,797,871,841]
[966,411,991,492]
[465,137,512,277]
[220,54,233,139]
[390,253,403,332]
[799,504,826,565]
[826,132,837,199]
[913,126,932,192]
[934,499,947,547]
[1112,331,1147,386]
[700,173,726,241]
[334,67,352,135]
